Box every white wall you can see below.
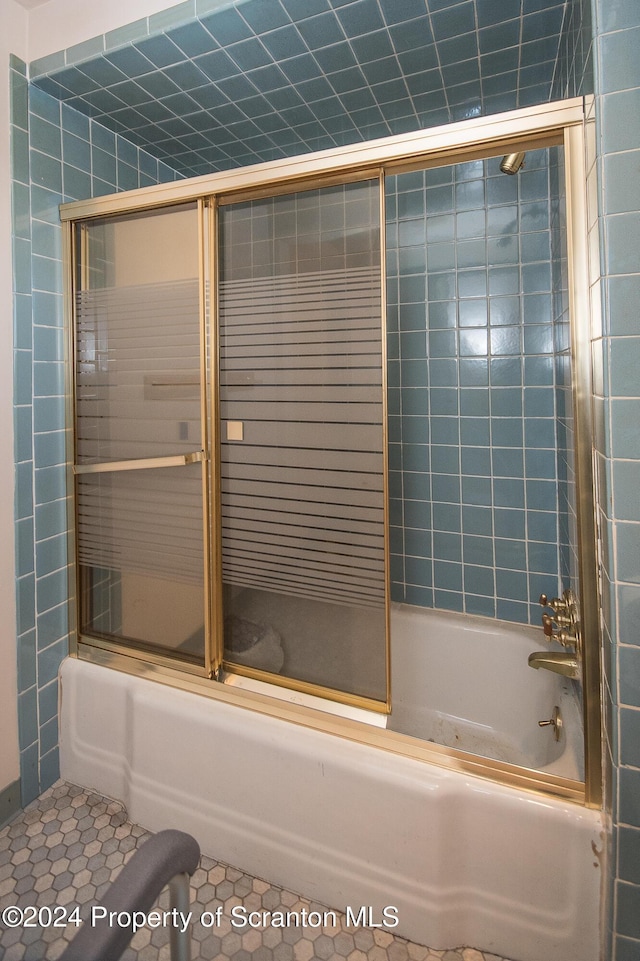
[0,0,28,794]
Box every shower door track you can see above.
[62,96,602,807]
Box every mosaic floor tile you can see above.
[0,782,514,961]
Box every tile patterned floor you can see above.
[0,781,513,961]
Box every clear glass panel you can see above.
[74,204,206,662]
[75,204,201,465]
[77,464,205,662]
[218,180,387,703]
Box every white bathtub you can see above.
[388,605,584,778]
[60,606,602,961]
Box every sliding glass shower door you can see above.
[73,203,210,668]
[72,178,389,706]
[217,179,388,706]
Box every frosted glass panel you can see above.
[75,205,201,465]
[218,180,387,703]
[78,465,205,661]
[78,464,204,659]
[75,204,206,663]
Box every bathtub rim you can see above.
[72,635,587,806]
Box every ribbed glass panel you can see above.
[218,180,387,701]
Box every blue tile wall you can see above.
[386,148,567,624]
[551,0,593,100]
[28,0,568,178]
[11,56,182,806]
[556,0,640,956]
[11,54,39,807]
[593,0,640,952]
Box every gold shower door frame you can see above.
[63,97,601,806]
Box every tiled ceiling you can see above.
[32,0,567,178]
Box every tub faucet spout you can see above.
[528,651,580,678]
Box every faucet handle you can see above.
[540,594,572,626]
[542,614,578,648]
[539,593,565,611]
[539,593,564,614]
[555,630,577,648]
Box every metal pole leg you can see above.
[169,872,192,961]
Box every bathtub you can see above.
[388,605,584,778]
[60,605,602,961]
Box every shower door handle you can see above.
[72,450,209,474]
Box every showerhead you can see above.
[500,152,526,175]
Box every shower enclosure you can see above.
[63,98,600,804]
